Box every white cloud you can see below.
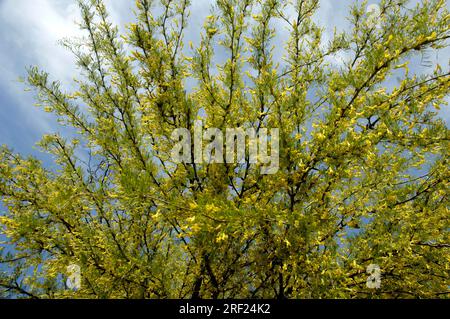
[0,0,81,85]
[0,0,83,146]
[0,0,132,146]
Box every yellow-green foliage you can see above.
[0,0,449,298]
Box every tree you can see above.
[0,0,449,299]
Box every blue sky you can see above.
[0,0,210,160]
[0,0,448,293]
[0,0,130,161]
[0,0,448,161]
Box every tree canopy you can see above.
[0,0,449,298]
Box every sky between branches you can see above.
[0,0,448,164]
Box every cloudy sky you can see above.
[0,0,448,164]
